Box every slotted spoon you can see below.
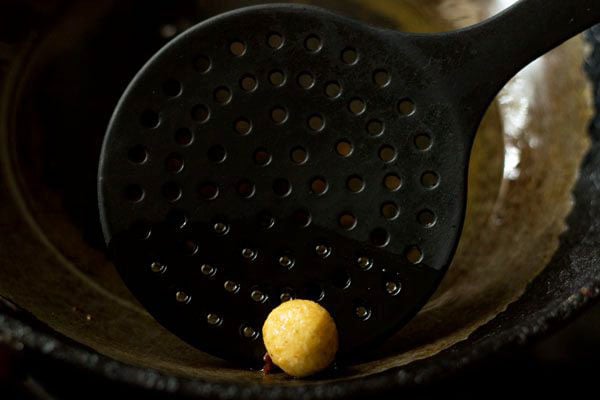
[98,0,600,365]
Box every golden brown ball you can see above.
[262,299,338,378]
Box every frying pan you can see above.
[0,0,599,398]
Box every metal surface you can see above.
[98,0,600,364]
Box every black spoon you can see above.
[98,0,600,364]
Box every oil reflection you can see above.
[491,0,544,182]
[498,57,545,181]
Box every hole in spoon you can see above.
[308,114,325,132]
[271,107,288,124]
[384,174,402,191]
[298,72,315,89]
[235,118,252,135]
[418,209,437,227]
[140,110,159,128]
[269,70,286,87]
[325,81,342,98]
[273,179,292,197]
[381,202,400,220]
[124,185,144,203]
[398,98,416,116]
[347,175,365,193]
[214,86,232,105]
[370,228,390,247]
[267,32,284,49]
[291,147,309,164]
[175,128,193,146]
[373,69,391,87]
[341,47,359,65]
[415,133,432,151]
[336,140,353,157]
[128,145,148,164]
[230,40,246,57]
[163,79,182,97]
[421,171,440,189]
[207,145,227,163]
[305,35,322,52]
[349,98,366,115]
[406,245,424,264]
[339,213,357,230]
[240,74,258,92]
[191,104,210,123]
[311,177,328,195]
[193,55,211,73]
[254,148,272,166]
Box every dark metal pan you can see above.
[0,0,598,398]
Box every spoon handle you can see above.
[441,0,600,127]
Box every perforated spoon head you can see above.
[98,2,600,364]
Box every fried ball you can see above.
[262,299,338,378]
